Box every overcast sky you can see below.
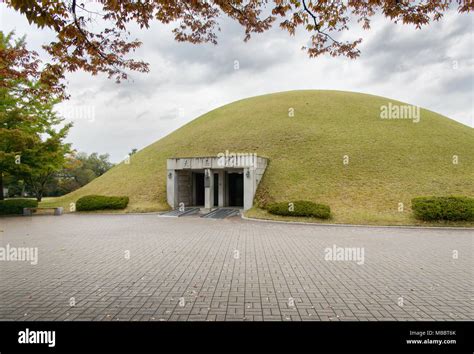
[1,4,472,162]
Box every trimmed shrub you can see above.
[0,199,38,215]
[76,195,129,211]
[411,196,474,221]
[267,200,331,219]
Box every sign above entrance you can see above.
[203,158,212,168]
[167,155,263,170]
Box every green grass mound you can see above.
[76,195,129,211]
[41,90,474,225]
[268,200,331,219]
[412,196,474,221]
[0,199,38,215]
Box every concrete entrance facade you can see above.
[166,155,268,210]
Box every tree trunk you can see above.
[36,189,42,202]
[0,172,4,200]
[36,180,46,202]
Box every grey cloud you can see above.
[145,20,298,80]
[361,12,472,80]
[435,71,474,95]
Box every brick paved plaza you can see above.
[0,214,472,321]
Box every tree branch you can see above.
[301,0,342,45]
[71,0,108,61]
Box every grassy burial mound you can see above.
[41,90,474,225]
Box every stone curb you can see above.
[240,214,474,230]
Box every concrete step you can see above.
[201,208,240,219]
[159,207,200,217]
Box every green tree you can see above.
[16,124,72,201]
[77,152,114,177]
[0,31,69,201]
[0,31,40,200]
[37,151,115,197]
[0,108,38,199]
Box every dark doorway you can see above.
[214,174,219,207]
[228,173,243,207]
[194,173,205,206]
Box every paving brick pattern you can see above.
[0,215,472,321]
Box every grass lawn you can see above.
[40,90,474,226]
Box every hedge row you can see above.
[76,195,129,211]
[266,196,473,222]
[267,200,331,219]
[0,199,38,215]
[411,196,474,221]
